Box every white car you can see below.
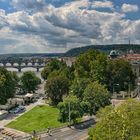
[9,107,20,114]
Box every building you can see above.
[109,50,119,59]
[122,53,140,77]
[8,98,25,106]
[121,52,140,97]
[59,57,76,67]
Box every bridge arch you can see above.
[21,63,26,66]
[6,67,18,72]
[22,67,37,72]
[35,63,39,66]
[13,63,19,66]
[5,63,12,66]
[27,62,32,66]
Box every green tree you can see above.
[45,76,69,105]
[0,68,16,104]
[83,81,111,115]
[70,78,90,101]
[74,49,108,84]
[58,95,83,124]
[47,67,74,82]
[74,49,136,93]
[105,59,136,92]
[89,99,140,140]
[21,71,41,93]
[41,59,66,80]
[11,71,20,89]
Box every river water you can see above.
[7,67,44,79]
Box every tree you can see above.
[89,99,140,140]
[21,71,41,93]
[74,49,108,84]
[41,59,66,80]
[105,59,136,92]
[45,76,69,105]
[70,78,90,101]
[47,67,74,82]
[58,95,83,124]
[0,68,16,104]
[83,81,111,115]
[74,49,136,93]
[11,71,20,89]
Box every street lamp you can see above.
[113,83,119,98]
[68,102,71,126]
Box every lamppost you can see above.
[113,84,119,98]
[68,102,71,126]
[137,82,140,99]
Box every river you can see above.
[6,67,44,79]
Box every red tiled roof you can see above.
[121,54,140,61]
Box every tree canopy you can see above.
[0,68,16,104]
[74,49,136,92]
[41,59,66,80]
[70,78,90,101]
[83,81,111,115]
[88,99,140,140]
[105,59,136,92]
[58,95,83,124]
[74,49,108,83]
[21,71,41,93]
[45,75,69,105]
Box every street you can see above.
[40,127,88,140]
[38,118,95,140]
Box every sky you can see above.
[0,0,140,54]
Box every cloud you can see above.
[92,0,114,9]
[0,9,8,29]
[11,0,46,12]
[0,0,140,53]
[121,3,139,13]
[11,0,74,12]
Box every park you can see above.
[7,105,65,133]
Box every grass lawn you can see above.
[6,105,65,133]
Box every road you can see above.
[40,127,88,140]
[39,118,95,140]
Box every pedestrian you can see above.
[46,127,50,134]
[33,130,36,137]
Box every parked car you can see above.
[17,106,26,111]
[9,106,26,114]
[9,108,20,114]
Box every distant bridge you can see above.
[0,57,76,72]
[0,62,46,72]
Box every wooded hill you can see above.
[0,44,140,59]
[64,44,140,57]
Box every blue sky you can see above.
[0,0,140,53]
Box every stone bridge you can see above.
[0,57,76,72]
[0,62,46,72]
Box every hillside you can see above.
[1,44,140,59]
[64,44,140,57]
